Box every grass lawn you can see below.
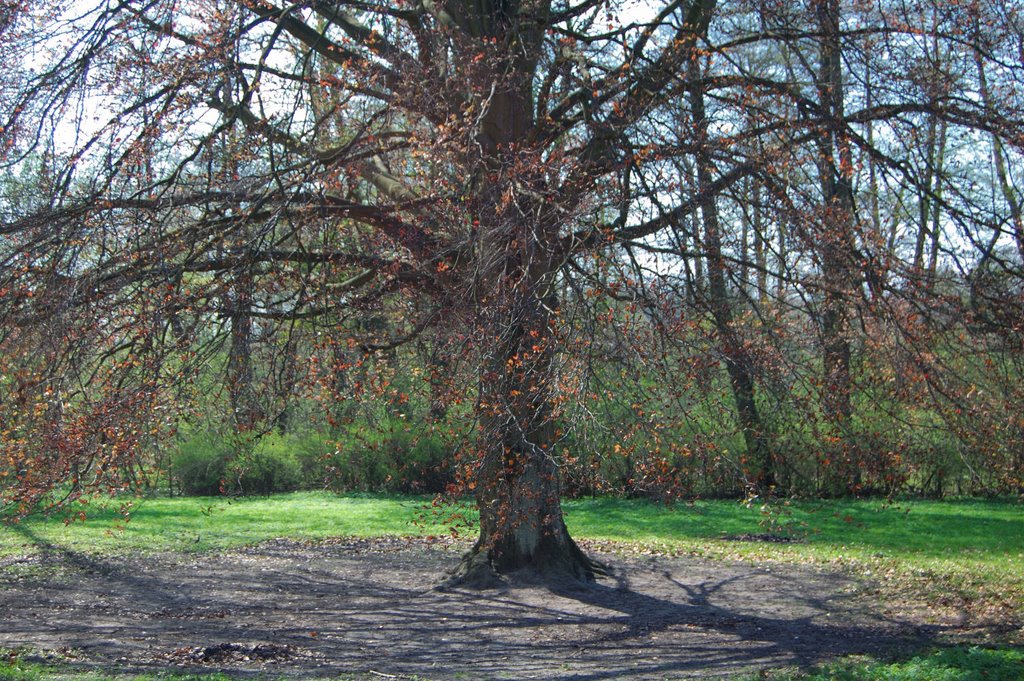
[3,493,1021,595]
[1,492,451,557]
[1,491,1022,680]
[3,492,1021,566]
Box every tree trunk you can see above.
[741,181,751,298]
[273,327,300,434]
[226,263,262,432]
[461,409,603,585]
[427,349,450,422]
[753,182,768,310]
[688,51,773,491]
[815,0,855,435]
[914,113,939,273]
[446,51,604,585]
[927,118,947,279]
[776,219,787,301]
[448,280,606,587]
[975,46,1024,263]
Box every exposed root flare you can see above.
[442,535,611,590]
[571,538,612,578]
[441,546,506,590]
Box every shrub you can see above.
[170,431,231,496]
[325,419,454,493]
[228,434,304,495]
[288,431,342,488]
[171,429,308,496]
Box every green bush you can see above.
[325,419,453,493]
[170,431,231,496]
[387,428,452,493]
[171,430,308,496]
[288,431,341,487]
[228,435,303,495]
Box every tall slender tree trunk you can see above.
[975,46,1024,263]
[776,220,787,301]
[221,109,263,434]
[273,327,300,434]
[914,113,947,284]
[688,52,773,491]
[683,158,706,298]
[227,263,262,432]
[927,119,947,279]
[914,113,939,273]
[814,0,856,488]
[427,351,450,422]
[753,182,768,310]
[741,180,751,298]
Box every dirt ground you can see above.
[0,537,957,679]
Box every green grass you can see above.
[562,496,1024,569]
[758,646,1024,680]
[0,661,236,681]
[0,663,397,681]
[0,652,429,681]
[561,496,1024,635]
[0,492,459,556]
[3,492,1020,623]
[3,492,1021,566]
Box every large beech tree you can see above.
[2,0,1022,582]
[1,0,727,583]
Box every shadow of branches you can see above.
[0,534,945,679]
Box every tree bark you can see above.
[227,263,262,432]
[975,46,1024,263]
[753,182,768,310]
[914,113,939,273]
[926,118,947,280]
[449,275,607,586]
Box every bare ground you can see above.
[0,536,972,680]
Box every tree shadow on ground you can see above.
[0,531,962,680]
[539,569,928,680]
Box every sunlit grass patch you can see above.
[563,496,1024,629]
[0,652,237,681]
[3,492,1021,573]
[0,650,400,681]
[0,492,457,557]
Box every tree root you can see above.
[440,535,611,590]
[440,545,506,590]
